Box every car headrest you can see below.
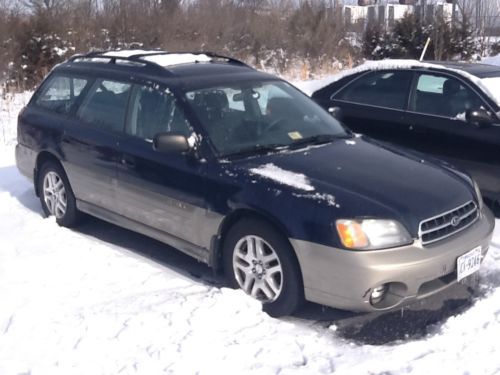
[443,79,461,96]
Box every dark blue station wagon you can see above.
[16,51,494,316]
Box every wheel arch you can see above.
[211,208,302,277]
[34,151,65,197]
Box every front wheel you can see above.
[38,161,80,227]
[223,218,304,317]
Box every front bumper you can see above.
[291,206,495,312]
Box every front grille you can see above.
[419,201,479,246]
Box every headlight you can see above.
[473,180,483,210]
[336,219,412,250]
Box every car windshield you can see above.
[184,80,349,156]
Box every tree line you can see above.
[0,0,495,91]
[0,0,355,90]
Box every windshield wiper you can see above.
[223,143,290,158]
[288,133,350,149]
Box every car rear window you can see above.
[35,75,89,114]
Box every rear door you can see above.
[115,82,213,250]
[330,70,414,143]
[406,72,500,195]
[61,78,132,213]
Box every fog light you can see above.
[370,284,388,305]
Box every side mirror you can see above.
[328,106,343,121]
[153,133,191,154]
[466,108,493,128]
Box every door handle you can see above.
[121,156,136,168]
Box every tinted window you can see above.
[126,85,191,140]
[77,79,131,132]
[336,71,412,110]
[35,75,88,114]
[411,74,484,118]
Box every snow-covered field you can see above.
[1,91,500,375]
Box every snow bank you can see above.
[0,91,32,146]
[482,54,500,67]
[249,163,315,191]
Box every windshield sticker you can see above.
[288,132,303,140]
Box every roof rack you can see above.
[68,50,169,75]
[67,50,250,74]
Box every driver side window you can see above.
[126,84,191,141]
[411,74,484,118]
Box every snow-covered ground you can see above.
[483,54,500,67]
[1,91,500,375]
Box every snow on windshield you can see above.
[249,163,315,191]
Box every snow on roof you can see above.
[101,50,213,67]
[102,50,161,58]
[296,59,500,106]
[249,163,315,191]
[141,53,212,67]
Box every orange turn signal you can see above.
[336,220,369,249]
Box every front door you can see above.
[405,72,500,197]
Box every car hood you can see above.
[229,137,475,235]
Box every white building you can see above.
[343,2,454,28]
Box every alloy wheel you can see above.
[232,235,283,302]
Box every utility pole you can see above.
[452,0,457,27]
[421,0,427,23]
[476,0,483,32]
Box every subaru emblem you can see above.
[451,216,461,227]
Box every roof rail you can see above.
[68,51,169,75]
[67,50,250,72]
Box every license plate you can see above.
[457,246,482,282]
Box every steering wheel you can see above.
[264,118,288,134]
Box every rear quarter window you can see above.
[35,75,89,114]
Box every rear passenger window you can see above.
[335,71,413,110]
[77,79,131,132]
[126,85,191,140]
[35,75,88,114]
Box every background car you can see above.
[310,60,500,210]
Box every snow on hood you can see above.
[249,163,315,192]
[296,59,500,106]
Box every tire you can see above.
[38,161,80,227]
[223,218,304,317]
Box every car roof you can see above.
[55,50,276,88]
[305,59,500,97]
[426,61,500,78]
